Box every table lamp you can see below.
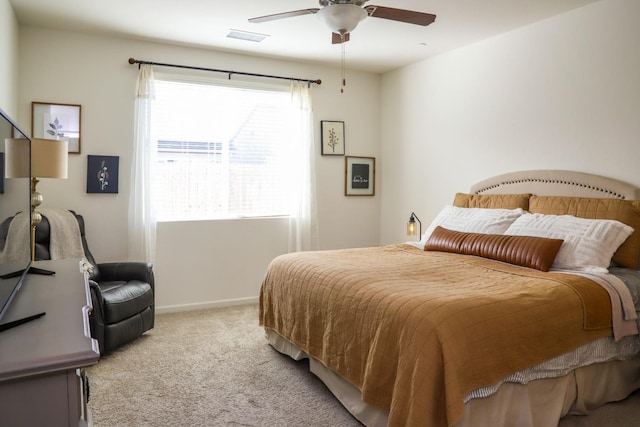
[407,212,422,240]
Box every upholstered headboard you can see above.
[470,170,640,200]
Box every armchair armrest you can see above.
[88,279,105,308]
[96,262,155,289]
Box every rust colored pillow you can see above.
[453,193,531,210]
[425,226,564,272]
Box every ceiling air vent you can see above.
[226,30,269,42]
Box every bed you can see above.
[259,169,640,427]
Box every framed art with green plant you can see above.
[321,120,345,156]
[31,101,82,154]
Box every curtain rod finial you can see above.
[128,58,137,64]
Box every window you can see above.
[152,77,297,221]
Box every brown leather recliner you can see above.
[31,211,155,355]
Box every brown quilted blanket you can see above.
[259,244,613,427]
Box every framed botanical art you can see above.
[345,156,375,196]
[87,155,119,194]
[31,101,82,154]
[321,120,345,155]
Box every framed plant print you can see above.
[345,156,375,196]
[31,102,82,154]
[321,120,345,155]
[87,155,119,193]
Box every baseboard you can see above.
[156,296,259,314]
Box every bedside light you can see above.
[407,212,421,240]
[5,138,68,261]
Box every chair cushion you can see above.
[100,281,154,324]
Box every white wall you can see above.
[379,0,640,245]
[0,0,19,115]
[15,0,635,311]
[16,27,381,311]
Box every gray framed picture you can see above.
[87,155,119,194]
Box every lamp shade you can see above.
[407,221,418,236]
[317,4,367,33]
[4,138,30,178]
[31,138,68,179]
[407,212,422,239]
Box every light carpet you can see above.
[87,304,640,427]
[86,304,360,426]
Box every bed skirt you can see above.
[265,329,640,427]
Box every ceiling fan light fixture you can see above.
[316,4,367,34]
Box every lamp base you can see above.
[30,177,43,262]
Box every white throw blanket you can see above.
[0,207,85,262]
[0,211,30,262]
[42,207,85,260]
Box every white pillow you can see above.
[504,213,634,273]
[415,205,525,248]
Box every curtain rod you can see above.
[128,58,321,86]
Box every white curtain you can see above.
[128,64,157,263]
[288,81,319,252]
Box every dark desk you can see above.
[0,258,100,426]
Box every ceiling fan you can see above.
[249,0,436,44]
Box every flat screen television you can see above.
[0,107,31,321]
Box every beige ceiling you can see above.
[10,0,599,74]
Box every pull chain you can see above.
[341,33,347,93]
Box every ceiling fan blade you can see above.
[364,6,436,26]
[332,32,350,44]
[249,8,319,24]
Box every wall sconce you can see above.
[407,212,422,240]
[5,138,68,261]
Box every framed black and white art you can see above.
[345,156,375,196]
